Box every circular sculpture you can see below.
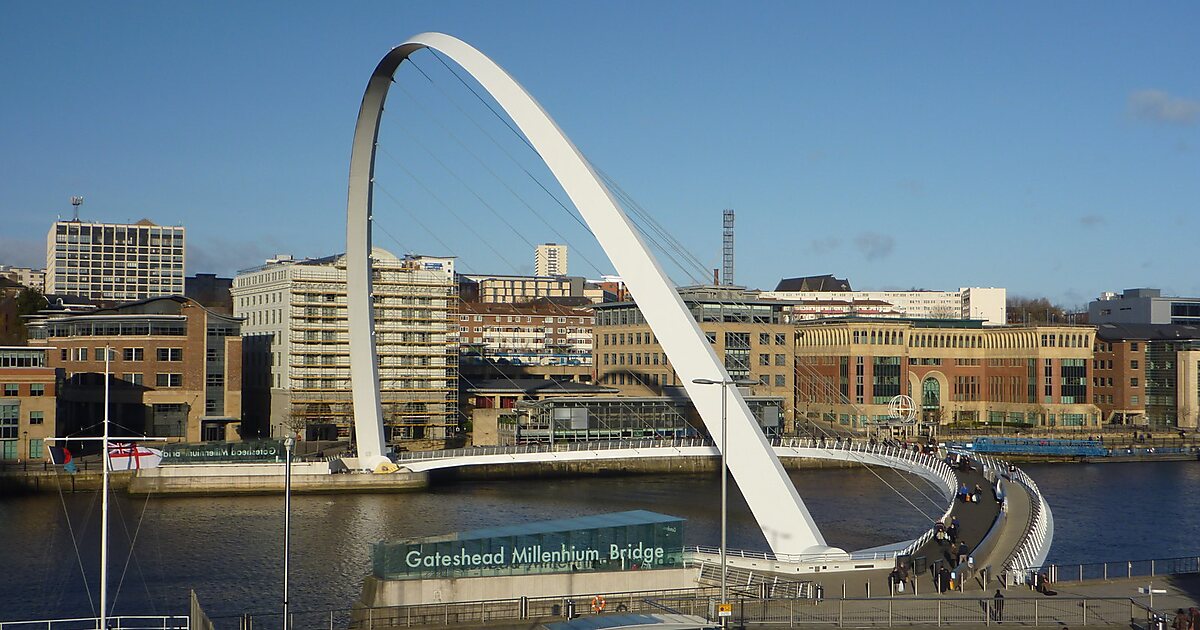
[888,395,918,423]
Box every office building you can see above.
[592,285,796,422]
[792,318,1100,429]
[45,219,185,301]
[1089,288,1200,326]
[232,250,458,444]
[534,243,568,276]
[1093,323,1200,428]
[762,285,1007,326]
[0,347,58,461]
[26,296,243,442]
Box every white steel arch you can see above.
[345,32,841,556]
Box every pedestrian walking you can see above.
[992,589,1004,621]
[1173,609,1189,630]
[957,541,969,567]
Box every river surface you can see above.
[0,461,1195,620]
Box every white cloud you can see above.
[1129,89,1200,126]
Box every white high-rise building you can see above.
[535,243,568,276]
[45,219,184,301]
[232,249,459,443]
[761,286,1007,326]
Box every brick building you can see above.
[0,347,58,461]
[1093,323,1200,428]
[793,318,1100,430]
[592,286,797,422]
[27,296,244,442]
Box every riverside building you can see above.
[26,296,243,442]
[232,250,458,444]
[793,318,1101,430]
[45,219,185,301]
[0,347,58,461]
[592,285,796,423]
[1092,322,1200,428]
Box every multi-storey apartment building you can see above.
[26,296,242,442]
[592,285,797,421]
[1093,322,1200,428]
[793,318,1100,430]
[232,250,458,444]
[534,243,568,276]
[459,274,586,304]
[0,347,58,461]
[456,301,593,368]
[0,266,46,292]
[45,219,185,301]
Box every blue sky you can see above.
[1,2,1197,306]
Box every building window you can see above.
[29,410,44,425]
[775,333,787,345]
[1131,395,1140,405]
[2,384,16,397]
[775,354,787,366]
[0,404,17,439]
[29,438,43,459]
[760,333,771,345]
[1130,342,1139,351]
[1131,360,1139,370]
[155,373,183,388]
[76,348,87,361]
[759,354,770,366]
[30,384,44,397]
[123,373,144,386]
[1131,378,1139,387]
[123,347,144,361]
[774,374,786,387]
[157,348,183,362]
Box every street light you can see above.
[691,377,754,626]
[282,435,295,630]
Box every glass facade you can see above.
[372,510,685,580]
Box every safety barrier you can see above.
[0,616,189,630]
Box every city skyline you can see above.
[1,2,1197,306]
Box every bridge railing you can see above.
[261,595,1145,628]
[390,437,715,462]
[1022,554,1200,584]
[0,616,189,630]
[994,459,1053,580]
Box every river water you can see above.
[0,461,1195,620]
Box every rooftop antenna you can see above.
[722,209,735,286]
[70,196,84,222]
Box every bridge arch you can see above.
[344,33,837,556]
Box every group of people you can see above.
[935,516,961,544]
[1171,608,1200,630]
[958,482,986,503]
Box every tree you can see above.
[1007,296,1068,325]
[0,287,47,344]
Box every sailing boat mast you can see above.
[100,345,111,630]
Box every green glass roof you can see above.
[397,510,684,545]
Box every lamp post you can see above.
[692,377,754,626]
[282,434,295,630]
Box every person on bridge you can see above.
[973,483,984,502]
[957,541,969,567]
[992,590,1004,621]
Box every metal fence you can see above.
[1025,555,1200,584]
[0,617,189,630]
[230,595,1147,629]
